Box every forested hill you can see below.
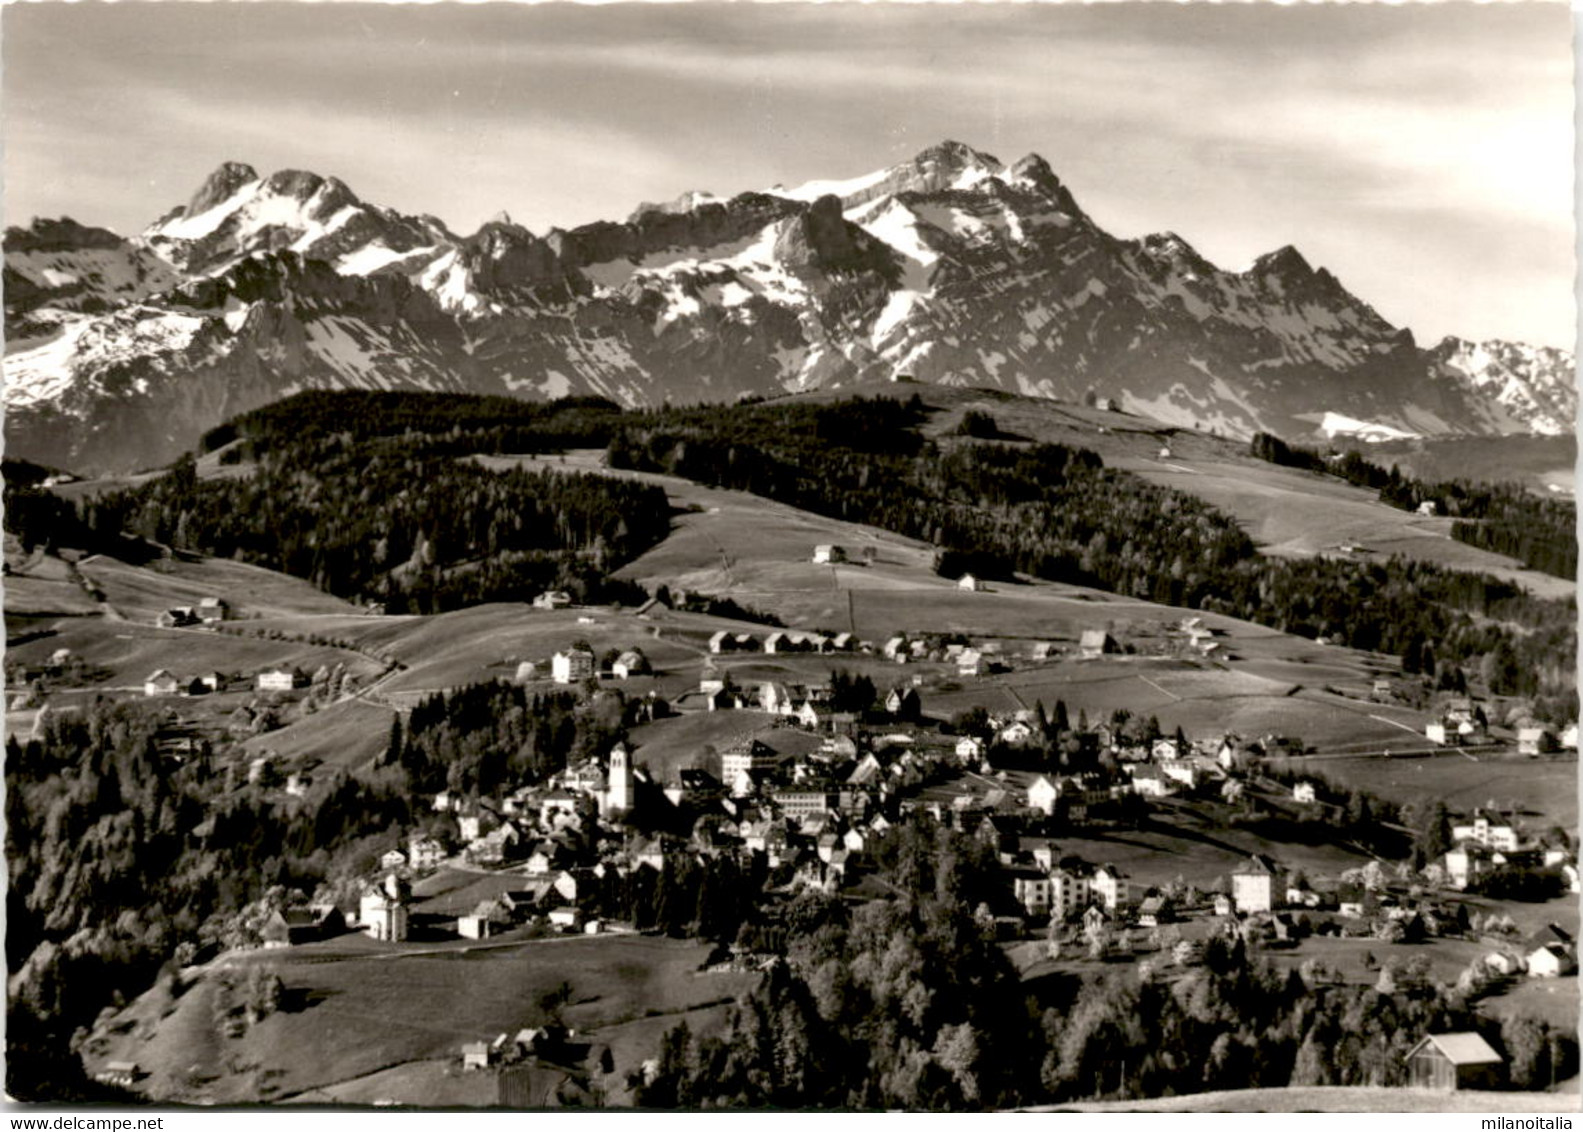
[35,392,668,614]
[605,396,1576,723]
[13,388,1577,721]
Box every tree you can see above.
[1502,1016,1550,1090]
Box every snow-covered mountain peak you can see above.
[6,141,1576,473]
[185,161,261,217]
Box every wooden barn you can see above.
[1404,1033,1503,1091]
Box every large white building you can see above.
[1231,855,1276,914]
[360,874,410,942]
[551,648,595,685]
[1049,862,1094,918]
[720,739,781,782]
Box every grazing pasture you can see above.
[93,934,754,1106]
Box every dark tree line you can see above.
[637,815,1577,1110]
[5,701,410,1099]
[69,434,669,615]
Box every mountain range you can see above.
[4,140,1574,473]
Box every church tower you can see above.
[604,743,634,817]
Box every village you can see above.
[18,536,1576,1101]
[192,568,1579,1086]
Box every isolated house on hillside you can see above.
[257,668,300,692]
[1517,726,1557,756]
[612,650,650,679]
[144,669,181,697]
[812,544,847,564]
[196,596,228,623]
[1526,943,1577,978]
[1079,630,1118,659]
[157,607,196,628]
[957,574,985,592]
[1028,776,1059,816]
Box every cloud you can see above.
[3,0,1572,345]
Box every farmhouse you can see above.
[1127,765,1173,798]
[459,900,510,941]
[144,669,181,697]
[1028,776,1059,816]
[1136,895,1171,928]
[532,591,572,610]
[1425,722,1456,747]
[957,574,985,592]
[1292,780,1319,805]
[1417,500,1440,516]
[1079,630,1118,659]
[956,736,986,764]
[611,650,651,679]
[998,719,1036,746]
[1517,726,1557,756]
[1526,944,1576,978]
[196,596,228,623]
[157,607,196,628]
[812,544,847,564]
[759,682,798,714]
[957,648,985,677]
[551,647,596,685]
[257,668,301,692]
[515,661,538,681]
[1404,1033,1502,1091]
[885,686,921,721]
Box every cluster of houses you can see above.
[155,596,229,628]
[515,646,652,685]
[143,666,305,697]
[1441,809,1579,893]
[704,627,1126,666]
[709,630,857,656]
[461,1025,575,1072]
[1421,697,1577,755]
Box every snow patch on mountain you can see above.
[1317,412,1420,442]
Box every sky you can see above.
[3,1,1575,348]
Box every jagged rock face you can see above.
[4,141,1575,473]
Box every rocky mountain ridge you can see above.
[4,140,1574,473]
